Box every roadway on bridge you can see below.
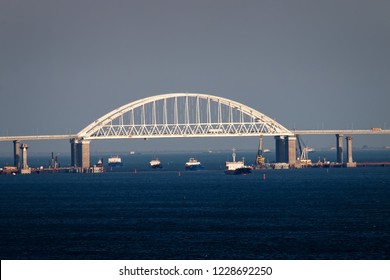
[1,130,389,142]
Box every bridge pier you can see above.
[20,143,31,174]
[70,139,90,171]
[78,140,90,171]
[13,140,20,168]
[286,136,296,165]
[336,134,343,163]
[275,136,286,162]
[345,136,356,168]
[274,136,296,165]
[70,139,78,167]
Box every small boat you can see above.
[305,147,315,153]
[271,162,290,169]
[313,156,331,168]
[149,158,162,168]
[89,158,105,173]
[225,148,252,175]
[2,166,18,175]
[185,158,204,171]
[108,155,123,167]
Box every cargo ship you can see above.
[185,158,204,170]
[225,148,252,175]
[108,155,123,167]
[149,158,162,168]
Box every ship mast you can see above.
[232,148,236,162]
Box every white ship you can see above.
[185,158,204,170]
[149,158,162,168]
[89,158,105,173]
[108,155,123,167]
[225,148,252,175]
[305,147,315,153]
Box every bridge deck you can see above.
[294,129,390,135]
[0,130,389,142]
[0,135,78,141]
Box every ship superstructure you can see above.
[149,158,162,168]
[225,148,252,175]
[108,155,123,167]
[185,158,204,170]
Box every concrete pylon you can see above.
[345,136,356,168]
[275,136,286,162]
[70,139,90,171]
[76,140,90,171]
[336,134,343,163]
[70,138,79,167]
[286,136,296,165]
[20,143,31,174]
[13,140,20,168]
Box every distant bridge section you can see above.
[1,130,389,142]
[0,134,78,142]
[294,129,390,135]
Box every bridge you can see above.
[1,93,389,171]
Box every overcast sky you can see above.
[1,0,389,154]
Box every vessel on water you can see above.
[1,166,18,175]
[271,162,290,169]
[185,158,204,171]
[90,158,105,173]
[313,156,331,168]
[149,158,162,168]
[108,155,123,167]
[306,147,315,153]
[225,148,252,175]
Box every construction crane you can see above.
[255,135,265,168]
[296,135,312,167]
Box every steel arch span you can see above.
[77,93,292,140]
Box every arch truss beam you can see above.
[77,93,292,140]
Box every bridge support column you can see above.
[286,136,296,166]
[275,136,286,162]
[336,134,343,163]
[70,139,78,167]
[20,143,31,174]
[76,140,90,171]
[70,139,90,171]
[13,140,20,168]
[345,136,356,168]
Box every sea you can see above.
[0,150,389,260]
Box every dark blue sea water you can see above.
[1,151,390,259]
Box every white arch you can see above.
[77,93,292,139]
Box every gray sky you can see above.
[1,0,389,154]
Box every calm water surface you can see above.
[1,151,389,259]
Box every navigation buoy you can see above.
[134,168,137,173]
[263,173,266,180]
[178,171,181,177]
